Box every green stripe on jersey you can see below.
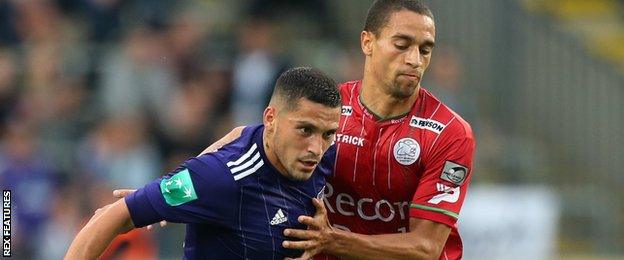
[410,204,459,219]
[160,169,198,206]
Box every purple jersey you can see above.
[125,125,335,259]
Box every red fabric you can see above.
[99,229,157,260]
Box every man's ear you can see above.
[361,30,374,56]
[263,106,276,133]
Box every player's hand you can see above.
[112,189,136,198]
[110,189,167,230]
[282,198,332,260]
[92,189,134,218]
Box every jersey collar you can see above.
[355,82,425,125]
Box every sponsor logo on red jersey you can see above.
[323,183,410,224]
[341,106,353,116]
[409,116,446,134]
[427,183,460,205]
[335,134,365,147]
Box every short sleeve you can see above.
[409,131,475,227]
[125,153,239,227]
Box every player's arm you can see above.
[65,198,134,259]
[322,218,449,259]
[284,200,450,260]
[105,125,245,223]
[198,126,245,155]
[287,128,475,259]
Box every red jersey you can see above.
[321,81,475,259]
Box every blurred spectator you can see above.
[83,0,123,43]
[36,186,82,260]
[149,6,233,158]
[160,68,230,157]
[165,7,211,83]
[0,0,19,46]
[424,47,477,122]
[14,0,63,44]
[78,115,161,189]
[0,120,58,259]
[0,49,18,134]
[98,26,177,128]
[231,19,288,125]
[335,48,364,83]
[125,0,175,29]
[247,0,338,38]
[15,29,90,176]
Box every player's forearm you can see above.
[65,199,135,259]
[325,230,441,260]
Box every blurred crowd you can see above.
[0,0,482,258]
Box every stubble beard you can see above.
[389,80,418,99]
[272,136,310,181]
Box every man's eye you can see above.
[420,48,432,55]
[323,132,336,140]
[395,44,408,50]
[299,127,312,135]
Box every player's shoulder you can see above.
[207,124,264,167]
[421,88,474,140]
[339,80,360,89]
[339,80,361,97]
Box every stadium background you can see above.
[0,0,622,259]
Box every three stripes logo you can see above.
[227,143,265,181]
[270,209,288,225]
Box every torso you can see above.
[322,81,473,259]
[187,125,335,259]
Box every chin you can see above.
[287,170,313,181]
[392,83,418,98]
[391,89,415,99]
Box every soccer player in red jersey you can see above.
[278,1,475,259]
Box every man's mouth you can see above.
[299,160,318,169]
[399,73,420,80]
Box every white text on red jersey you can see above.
[409,116,446,134]
[335,134,365,147]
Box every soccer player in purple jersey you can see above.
[64,67,341,260]
[184,2,475,259]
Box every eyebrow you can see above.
[392,33,435,48]
[293,120,338,132]
[294,120,317,128]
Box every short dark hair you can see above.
[272,67,341,110]
[364,0,434,36]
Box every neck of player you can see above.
[262,130,289,178]
[360,77,420,120]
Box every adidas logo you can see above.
[270,209,288,225]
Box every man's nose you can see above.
[307,135,323,157]
[405,48,423,68]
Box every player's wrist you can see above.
[322,228,350,254]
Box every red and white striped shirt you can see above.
[320,80,475,260]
